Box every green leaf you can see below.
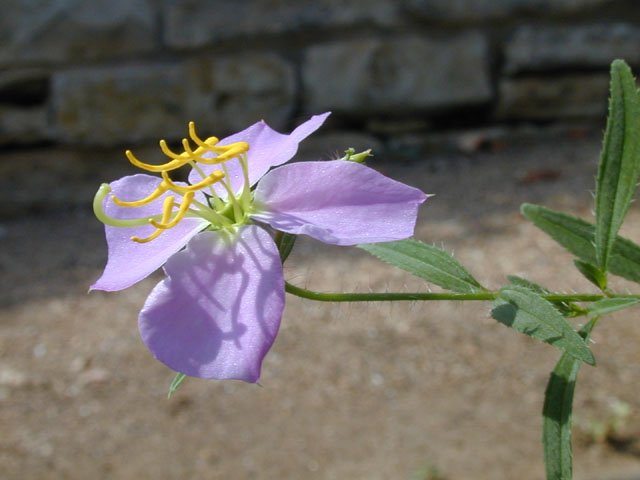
[359,239,486,293]
[595,60,640,271]
[521,204,640,284]
[573,259,607,291]
[507,275,550,295]
[492,286,595,365]
[168,372,187,398]
[507,275,575,317]
[543,317,598,480]
[521,204,598,263]
[587,297,640,316]
[609,234,640,282]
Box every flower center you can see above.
[93,122,252,243]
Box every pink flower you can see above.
[92,113,427,382]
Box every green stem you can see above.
[285,282,639,303]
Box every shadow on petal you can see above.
[139,227,285,382]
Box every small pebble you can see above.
[0,366,28,388]
[76,368,111,387]
[33,344,47,358]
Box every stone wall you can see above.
[2,0,640,148]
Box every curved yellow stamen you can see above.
[125,124,250,173]
[182,137,250,165]
[112,180,169,207]
[214,141,250,163]
[158,139,190,161]
[150,192,194,229]
[126,148,187,173]
[158,138,223,162]
[188,122,250,161]
[180,138,216,163]
[131,229,164,244]
[189,121,220,150]
[161,170,225,193]
[131,195,175,243]
[106,121,252,244]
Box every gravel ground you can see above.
[1,131,640,479]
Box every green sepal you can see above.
[492,286,595,365]
[573,259,608,291]
[340,147,372,163]
[595,60,640,272]
[587,297,640,317]
[168,372,187,398]
[521,204,640,284]
[542,317,598,480]
[359,239,486,293]
[275,232,297,263]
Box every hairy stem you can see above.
[285,282,636,303]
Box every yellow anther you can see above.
[160,194,176,222]
[125,149,187,173]
[189,121,220,149]
[184,137,250,165]
[150,192,194,230]
[180,137,211,157]
[114,122,252,244]
[124,122,250,174]
[160,170,225,193]
[131,195,175,243]
[112,181,169,207]
[158,139,191,161]
[131,229,164,244]
[181,138,218,161]
[181,137,194,156]
[214,142,250,163]
[188,122,250,161]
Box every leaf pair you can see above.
[522,60,640,292]
[492,285,595,365]
[521,204,640,285]
[359,240,596,364]
[524,59,640,480]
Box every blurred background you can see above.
[2,1,640,479]
[4,0,640,150]
[4,0,640,216]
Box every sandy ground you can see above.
[1,131,640,479]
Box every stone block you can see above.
[504,23,640,74]
[404,0,610,23]
[164,0,398,48]
[51,53,296,146]
[0,106,50,145]
[0,0,156,67]
[51,64,209,146]
[303,34,492,115]
[0,146,137,219]
[210,54,296,134]
[496,75,609,120]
